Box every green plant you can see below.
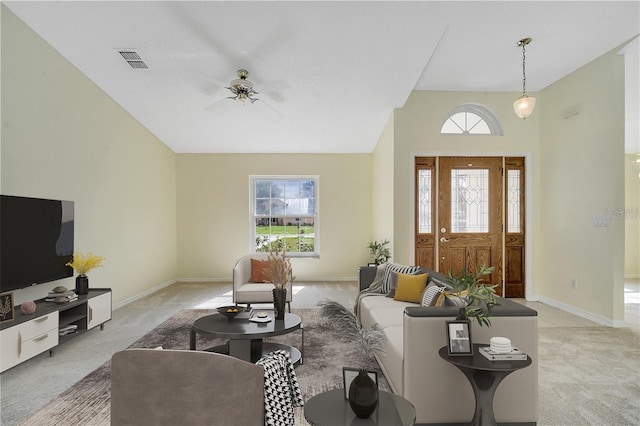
[367,240,391,265]
[446,264,498,327]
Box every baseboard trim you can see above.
[112,279,177,310]
[534,295,626,327]
[177,277,359,283]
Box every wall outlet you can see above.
[571,278,578,289]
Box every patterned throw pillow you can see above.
[382,264,420,294]
[433,290,469,307]
[420,282,445,307]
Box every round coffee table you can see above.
[304,389,416,426]
[190,311,302,364]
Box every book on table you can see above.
[479,346,528,361]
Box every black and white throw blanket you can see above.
[256,349,304,426]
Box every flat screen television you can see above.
[1,195,74,293]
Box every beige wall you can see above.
[625,153,640,277]
[371,113,395,256]
[176,154,372,280]
[1,6,178,306]
[538,48,626,324]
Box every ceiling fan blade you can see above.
[255,80,290,94]
[204,97,230,112]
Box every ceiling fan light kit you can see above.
[227,69,259,104]
[513,37,536,120]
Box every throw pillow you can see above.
[249,258,269,283]
[382,264,420,294]
[433,290,469,307]
[393,273,429,303]
[420,282,445,307]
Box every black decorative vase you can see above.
[348,369,379,418]
[75,275,89,295]
[272,288,287,320]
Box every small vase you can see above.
[456,307,468,320]
[272,288,287,320]
[75,275,89,295]
[348,369,379,418]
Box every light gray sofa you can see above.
[358,268,538,425]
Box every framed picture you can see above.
[342,367,378,399]
[446,320,473,356]
[0,292,15,324]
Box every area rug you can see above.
[18,309,387,426]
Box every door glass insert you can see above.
[507,169,521,233]
[450,169,489,233]
[418,169,432,234]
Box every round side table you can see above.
[438,344,532,426]
[304,388,416,426]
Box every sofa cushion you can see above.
[378,326,404,395]
[421,282,446,307]
[249,258,269,283]
[382,264,420,294]
[394,273,428,303]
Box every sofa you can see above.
[358,266,538,425]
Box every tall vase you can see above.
[348,369,379,418]
[75,275,89,295]
[272,288,287,320]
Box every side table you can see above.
[304,388,415,426]
[438,344,532,426]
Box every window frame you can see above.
[250,175,319,258]
[440,103,504,136]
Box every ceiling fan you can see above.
[205,69,287,113]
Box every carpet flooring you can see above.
[18,309,387,426]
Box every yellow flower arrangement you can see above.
[66,252,105,276]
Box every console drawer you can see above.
[20,312,58,341]
[20,329,58,359]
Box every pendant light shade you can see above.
[513,95,536,119]
[514,38,535,120]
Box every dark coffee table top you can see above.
[192,311,301,340]
[304,389,416,426]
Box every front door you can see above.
[438,157,502,293]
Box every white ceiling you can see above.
[4,1,639,153]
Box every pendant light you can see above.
[513,37,536,119]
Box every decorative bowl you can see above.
[216,306,242,320]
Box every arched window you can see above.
[441,103,503,136]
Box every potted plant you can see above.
[367,240,391,265]
[446,264,498,327]
[263,246,295,320]
[66,252,105,295]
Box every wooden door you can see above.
[438,157,503,295]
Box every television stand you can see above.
[0,288,111,373]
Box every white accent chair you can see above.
[233,253,292,312]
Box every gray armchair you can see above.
[110,349,264,426]
[233,253,292,312]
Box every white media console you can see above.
[0,288,111,373]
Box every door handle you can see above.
[440,237,451,243]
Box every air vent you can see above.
[118,50,148,69]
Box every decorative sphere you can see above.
[21,300,37,315]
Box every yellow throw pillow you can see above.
[433,290,469,307]
[393,273,429,303]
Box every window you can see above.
[251,176,318,257]
[441,103,503,136]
